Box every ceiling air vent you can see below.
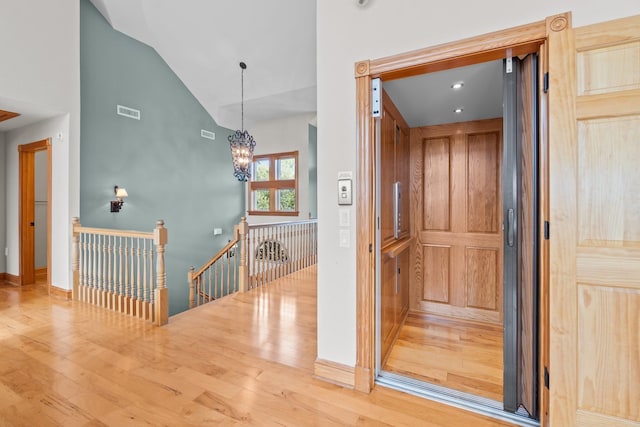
[201,129,216,140]
[116,104,141,120]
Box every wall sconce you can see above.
[110,185,128,212]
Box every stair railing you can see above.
[187,217,318,308]
[246,219,318,289]
[188,218,248,308]
[72,217,168,325]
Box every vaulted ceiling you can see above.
[0,1,504,134]
[89,0,503,132]
[90,0,317,130]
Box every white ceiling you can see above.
[0,2,504,134]
[90,0,502,131]
[384,60,504,128]
[0,97,62,132]
[90,0,317,130]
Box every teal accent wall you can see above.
[80,0,244,315]
[308,125,317,219]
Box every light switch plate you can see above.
[339,229,350,248]
[339,208,350,227]
[338,179,352,205]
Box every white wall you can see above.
[316,0,640,366]
[246,113,317,224]
[0,132,6,273]
[0,0,80,289]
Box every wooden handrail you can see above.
[72,225,154,239]
[249,218,318,229]
[188,217,247,308]
[72,217,169,326]
[193,226,240,278]
[382,236,414,259]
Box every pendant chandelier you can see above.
[228,61,256,182]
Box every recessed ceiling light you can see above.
[454,108,464,113]
[451,82,464,89]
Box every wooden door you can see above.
[411,118,503,324]
[548,14,640,426]
[18,139,51,287]
[18,147,36,285]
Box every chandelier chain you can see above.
[241,66,244,131]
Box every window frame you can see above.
[248,150,299,216]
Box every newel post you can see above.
[238,217,249,293]
[154,220,169,326]
[72,217,80,300]
[188,266,195,308]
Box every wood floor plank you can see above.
[384,312,504,402]
[0,269,514,426]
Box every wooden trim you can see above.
[538,39,551,427]
[354,13,567,420]
[247,210,299,217]
[366,19,548,81]
[546,12,575,427]
[47,140,52,290]
[250,180,296,190]
[355,72,376,394]
[19,147,34,285]
[35,267,47,281]
[18,139,52,289]
[74,226,153,239]
[49,284,72,300]
[17,139,49,152]
[4,273,20,286]
[382,89,410,130]
[313,359,355,388]
[0,109,20,123]
[354,61,370,78]
[249,151,299,215]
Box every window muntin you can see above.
[248,151,298,216]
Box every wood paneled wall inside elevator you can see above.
[410,118,504,325]
[379,90,412,363]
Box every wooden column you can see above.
[238,217,249,293]
[154,220,168,326]
[188,266,195,308]
[72,217,80,300]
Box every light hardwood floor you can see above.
[0,267,514,426]
[384,312,503,402]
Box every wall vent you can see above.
[201,129,216,140]
[116,104,141,120]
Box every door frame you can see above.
[354,12,569,425]
[18,139,52,289]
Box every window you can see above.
[249,151,298,216]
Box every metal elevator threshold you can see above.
[376,371,539,427]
